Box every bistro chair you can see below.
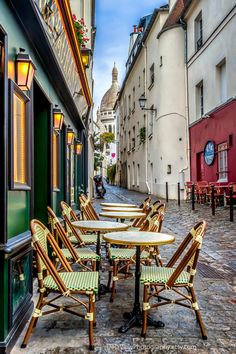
[195,181,208,204]
[226,182,236,204]
[60,201,98,247]
[108,210,165,303]
[131,197,152,228]
[140,220,207,340]
[206,182,224,207]
[79,195,100,221]
[48,207,99,271]
[79,197,99,220]
[21,219,98,351]
[184,181,193,201]
[129,200,162,231]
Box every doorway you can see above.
[196,152,205,181]
[32,81,51,224]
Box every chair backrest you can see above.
[151,200,162,213]
[79,196,99,220]
[166,220,206,288]
[228,183,236,193]
[139,196,151,209]
[140,210,164,232]
[48,207,80,262]
[60,201,84,241]
[31,219,72,294]
[61,201,79,222]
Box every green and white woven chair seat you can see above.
[69,234,102,244]
[140,266,190,285]
[109,248,149,260]
[62,247,100,261]
[44,271,99,293]
[128,226,140,231]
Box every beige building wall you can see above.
[185,0,236,124]
[118,8,188,199]
[70,0,95,197]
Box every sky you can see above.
[93,0,167,119]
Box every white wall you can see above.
[117,10,188,199]
[186,1,236,124]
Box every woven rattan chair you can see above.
[79,194,100,220]
[21,219,98,350]
[108,210,165,303]
[129,200,162,231]
[140,220,207,340]
[131,197,152,228]
[60,201,98,247]
[47,207,99,271]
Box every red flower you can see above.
[72,14,77,20]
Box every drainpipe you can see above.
[179,18,190,184]
[142,42,151,194]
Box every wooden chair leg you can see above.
[189,286,207,340]
[107,261,112,290]
[110,261,117,303]
[141,285,148,338]
[155,246,163,267]
[88,293,94,350]
[92,260,96,271]
[21,295,44,348]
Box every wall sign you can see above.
[204,141,215,166]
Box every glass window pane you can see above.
[53,132,59,190]
[13,92,26,184]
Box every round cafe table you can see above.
[99,211,146,223]
[71,220,129,271]
[103,231,175,333]
[101,207,143,212]
[100,202,137,208]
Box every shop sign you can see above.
[204,141,215,166]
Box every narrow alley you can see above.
[13,185,235,354]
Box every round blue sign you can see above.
[204,141,215,166]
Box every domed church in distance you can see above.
[97,63,120,177]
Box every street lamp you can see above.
[75,139,83,155]
[138,93,156,113]
[53,105,64,131]
[67,126,75,145]
[81,46,92,68]
[16,48,36,90]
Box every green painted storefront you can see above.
[0,1,91,352]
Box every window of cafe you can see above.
[217,142,228,182]
[9,81,30,190]
[53,131,60,191]
[70,145,75,204]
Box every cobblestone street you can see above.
[13,185,236,354]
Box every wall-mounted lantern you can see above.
[16,48,35,90]
[81,46,92,69]
[75,139,83,155]
[67,126,75,145]
[53,105,64,131]
[138,93,157,113]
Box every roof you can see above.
[162,0,192,29]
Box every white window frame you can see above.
[217,142,228,182]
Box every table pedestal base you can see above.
[118,305,164,333]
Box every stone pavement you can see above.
[13,185,236,354]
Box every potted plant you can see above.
[72,14,89,46]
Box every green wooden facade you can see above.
[0,1,90,352]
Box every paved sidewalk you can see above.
[13,185,236,354]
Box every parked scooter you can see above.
[93,175,106,198]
